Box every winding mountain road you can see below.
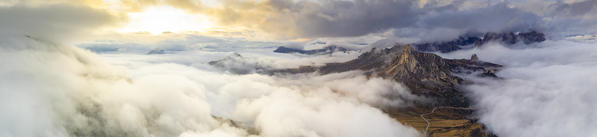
[420,107,473,137]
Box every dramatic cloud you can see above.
[418,3,542,34]
[264,0,419,38]
[437,40,597,137]
[536,0,597,36]
[228,0,544,39]
[6,0,597,40]
[0,2,423,137]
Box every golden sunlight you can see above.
[118,6,214,34]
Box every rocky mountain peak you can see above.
[384,45,454,83]
[396,45,415,64]
[381,45,466,106]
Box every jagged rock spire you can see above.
[471,54,479,62]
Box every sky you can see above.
[1,0,597,137]
[2,0,597,42]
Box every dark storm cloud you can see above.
[550,0,597,16]
[86,0,597,39]
[419,3,542,33]
[537,0,597,36]
[261,0,548,39]
[269,0,419,38]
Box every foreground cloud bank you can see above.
[6,34,597,137]
[0,3,421,136]
[0,36,421,137]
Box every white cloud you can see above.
[0,34,421,137]
[438,40,597,137]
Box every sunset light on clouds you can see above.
[118,6,215,34]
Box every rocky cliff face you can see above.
[381,46,467,106]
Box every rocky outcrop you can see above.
[208,53,272,74]
[415,31,546,53]
[273,45,354,55]
[471,54,479,62]
[381,46,467,106]
[517,31,547,44]
[446,55,502,78]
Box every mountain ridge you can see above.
[273,45,355,55]
[415,31,545,53]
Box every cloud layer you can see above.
[438,40,597,137]
[0,35,421,137]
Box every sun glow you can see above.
[119,6,214,34]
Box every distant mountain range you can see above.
[414,31,545,53]
[273,45,355,55]
[272,31,546,55]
